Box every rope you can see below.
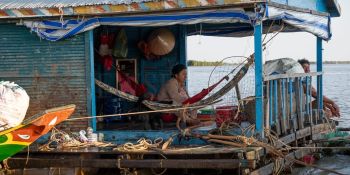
[197,122,344,175]
[39,128,113,151]
[117,138,163,152]
[272,158,283,175]
[66,103,217,121]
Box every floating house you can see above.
[0,0,341,174]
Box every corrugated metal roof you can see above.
[0,0,156,10]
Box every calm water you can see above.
[188,64,350,175]
[188,64,350,126]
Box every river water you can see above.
[188,64,350,175]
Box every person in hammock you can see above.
[157,64,200,127]
[298,59,340,117]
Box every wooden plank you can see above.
[23,146,265,156]
[264,72,322,81]
[296,127,311,139]
[273,80,281,135]
[265,81,270,129]
[279,79,286,135]
[308,76,314,125]
[306,76,314,126]
[269,80,273,127]
[312,123,327,133]
[250,163,274,175]
[250,144,315,175]
[287,79,292,132]
[294,78,304,129]
[6,158,255,169]
[284,79,290,132]
[276,132,296,148]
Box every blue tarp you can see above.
[24,5,331,41]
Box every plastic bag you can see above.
[264,58,304,76]
[0,81,30,128]
[112,29,128,58]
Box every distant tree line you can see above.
[187,60,233,66]
[305,61,350,64]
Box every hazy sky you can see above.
[187,0,349,62]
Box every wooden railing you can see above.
[263,72,323,136]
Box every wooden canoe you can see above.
[0,104,75,161]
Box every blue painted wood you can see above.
[254,22,264,137]
[89,30,97,131]
[93,26,190,141]
[179,25,187,66]
[139,26,180,94]
[317,37,323,117]
[269,80,273,125]
[298,77,304,123]
[288,78,293,117]
[281,79,286,122]
[316,0,328,12]
[273,80,278,125]
[270,0,329,13]
[179,25,188,90]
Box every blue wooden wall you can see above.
[270,0,328,13]
[95,25,185,96]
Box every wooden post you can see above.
[295,78,304,129]
[88,30,97,131]
[265,82,270,129]
[279,80,286,135]
[254,22,264,138]
[317,37,323,119]
[274,80,281,135]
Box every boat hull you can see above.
[0,105,75,161]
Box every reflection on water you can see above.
[188,64,350,175]
[292,154,350,175]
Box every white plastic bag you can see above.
[0,81,29,128]
[264,58,304,76]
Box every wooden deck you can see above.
[3,122,334,175]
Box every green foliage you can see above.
[187,60,227,66]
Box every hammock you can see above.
[95,54,254,110]
[117,67,228,104]
[182,75,228,105]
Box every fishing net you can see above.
[195,57,256,107]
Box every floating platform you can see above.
[2,123,334,175]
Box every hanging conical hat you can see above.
[147,28,175,56]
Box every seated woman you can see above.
[157,64,200,129]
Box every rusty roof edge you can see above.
[0,0,155,10]
[0,1,265,21]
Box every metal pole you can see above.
[316,37,323,119]
[89,30,97,131]
[254,22,264,137]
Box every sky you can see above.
[187,0,350,62]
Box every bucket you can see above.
[215,106,238,127]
